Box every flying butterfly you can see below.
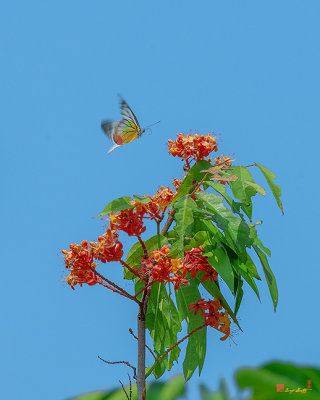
[101,96,147,154]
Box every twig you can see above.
[128,374,132,400]
[98,356,137,380]
[119,380,129,400]
[160,210,176,235]
[91,267,141,305]
[129,328,157,360]
[120,259,141,279]
[137,235,148,259]
[134,281,154,299]
[145,323,206,379]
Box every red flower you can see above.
[62,240,100,289]
[90,227,123,262]
[182,246,218,282]
[110,209,146,236]
[168,133,218,169]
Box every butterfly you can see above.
[101,96,145,154]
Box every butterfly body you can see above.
[101,97,144,154]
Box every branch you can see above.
[120,259,141,278]
[160,210,176,235]
[145,323,206,379]
[91,267,141,305]
[119,380,130,400]
[137,235,148,259]
[98,356,137,380]
[129,328,157,360]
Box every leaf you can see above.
[196,192,253,257]
[126,235,167,266]
[243,180,266,196]
[133,194,151,204]
[255,163,284,214]
[146,282,182,378]
[203,245,235,293]
[236,362,320,400]
[206,182,242,212]
[253,245,278,311]
[170,160,212,206]
[147,376,186,399]
[95,197,133,217]
[200,379,231,400]
[175,281,207,381]
[227,166,258,220]
[170,196,197,256]
[234,279,244,315]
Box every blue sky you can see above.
[1,1,319,399]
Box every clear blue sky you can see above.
[1,1,319,399]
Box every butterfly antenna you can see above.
[144,120,160,129]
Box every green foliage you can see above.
[72,363,320,400]
[236,362,320,399]
[96,196,134,217]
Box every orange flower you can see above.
[90,227,123,262]
[168,133,218,168]
[182,246,218,282]
[62,240,100,289]
[110,209,146,236]
[139,245,186,289]
[188,298,231,340]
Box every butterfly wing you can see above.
[116,119,140,144]
[101,120,119,142]
[101,120,121,153]
[119,96,141,128]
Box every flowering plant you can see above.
[62,132,283,399]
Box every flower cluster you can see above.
[130,186,177,223]
[138,245,218,290]
[110,209,146,236]
[139,245,189,290]
[62,230,124,289]
[90,227,123,262]
[62,240,100,289]
[189,299,231,341]
[168,133,218,169]
[183,246,218,282]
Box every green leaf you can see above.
[95,197,133,217]
[203,245,235,293]
[227,166,258,220]
[170,196,197,256]
[196,192,253,257]
[175,281,207,381]
[253,245,278,311]
[205,181,242,215]
[200,379,231,400]
[146,282,182,378]
[170,160,212,206]
[236,362,320,400]
[133,194,151,204]
[243,180,266,196]
[244,253,261,280]
[255,163,284,214]
[126,235,167,266]
[147,376,186,399]
[234,279,244,315]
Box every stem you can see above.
[137,236,148,259]
[145,323,206,379]
[160,210,176,235]
[156,221,161,248]
[91,267,141,305]
[137,304,146,400]
[120,259,141,278]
